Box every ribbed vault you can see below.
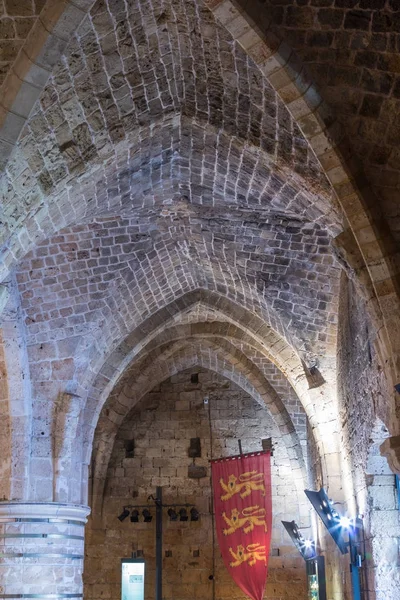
[0,0,343,279]
[73,291,340,509]
[0,2,399,599]
[90,335,309,514]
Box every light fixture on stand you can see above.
[118,488,200,600]
[305,488,365,600]
[142,509,152,523]
[190,508,199,522]
[282,520,326,600]
[167,509,178,521]
[130,510,139,523]
[179,508,188,522]
[118,508,130,522]
[281,520,316,561]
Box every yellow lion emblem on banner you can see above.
[220,471,265,500]
[229,543,267,567]
[222,505,267,535]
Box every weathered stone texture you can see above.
[17,216,340,352]
[0,0,343,279]
[237,0,400,240]
[85,367,308,600]
[337,273,397,600]
[0,1,398,599]
[338,274,392,500]
[0,328,11,497]
[0,1,42,85]
[0,503,90,600]
[12,211,339,499]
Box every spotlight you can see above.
[142,509,152,523]
[168,509,178,522]
[339,516,352,530]
[118,508,130,522]
[282,520,316,560]
[302,539,317,558]
[130,510,139,523]
[190,507,199,522]
[179,508,188,522]
[304,488,348,554]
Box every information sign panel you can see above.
[121,559,145,600]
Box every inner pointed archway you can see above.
[85,366,310,600]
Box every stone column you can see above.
[0,503,90,600]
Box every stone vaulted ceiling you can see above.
[1,5,400,599]
[1,0,342,259]
[248,0,400,242]
[0,0,398,459]
[0,0,399,387]
[0,0,45,86]
[0,0,357,508]
[0,0,345,367]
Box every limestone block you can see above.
[370,509,400,537]
[381,436,400,475]
[0,287,10,315]
[369,484,397,511]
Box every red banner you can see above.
[211,451,272,600]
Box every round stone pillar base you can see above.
[0,503,90,600]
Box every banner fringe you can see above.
[210,450,270,464]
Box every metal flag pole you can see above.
[155,486,162,600]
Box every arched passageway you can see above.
[0,1,399,600]
[86,367,310,600]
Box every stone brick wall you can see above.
[337,274,392,505]
[85,367,309,600]
[0,279,32,501]
[0,0,43,85]
[11,210,339,504]
[0,0,343,281]
[364,420,400,600]
[0,328,11,498]
[235,0,400,242]
[337,273,397,599]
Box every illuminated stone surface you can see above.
[0,503,90,599]
[0,1,399,600]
